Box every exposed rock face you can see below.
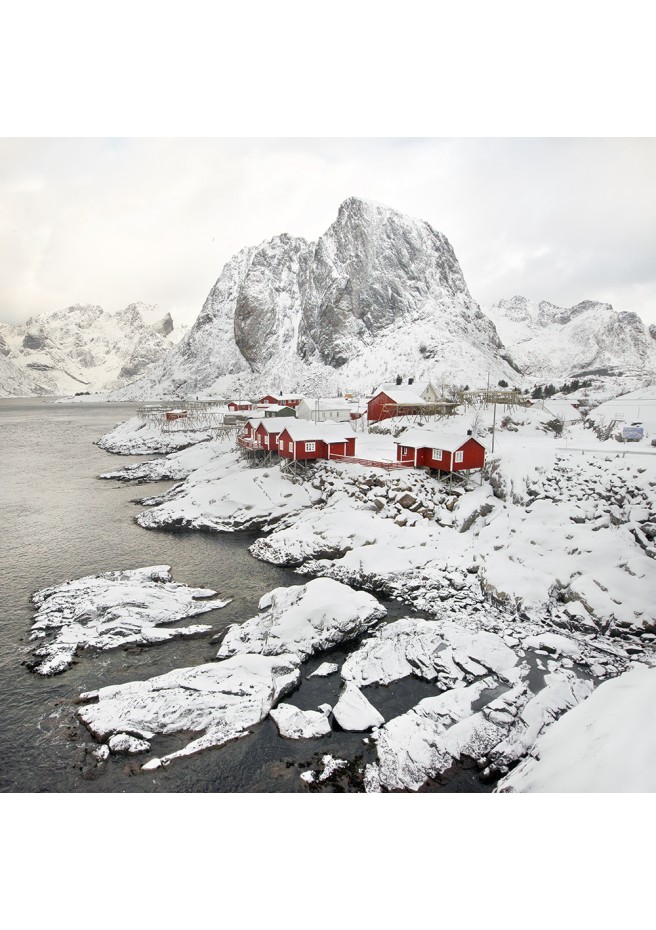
[488,295,656,379]
[297,198,499,369]
[0,301,185,396]
[111,197,513,399]
[234,233,311,371]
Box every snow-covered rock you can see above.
[497,666,656,792]
[97,415,214,455]
[341,618,519,688]
[28,566,225,675]
[269,702,332,739]
[217,578,386,662]
[136,457,319,532]
[300,754,349,784]
[78,653,301,766]
[99,436,232,481]
[308,662,339,678]
[371,678,502,791]
[0,302,185,396]
[108,734,151,754]
[332,683,384,731]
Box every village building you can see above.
[258,393,303,408]
[237,418,287,454]
[263,404,297,418]
[368,388,458,422]
[376,379,440,403]
[394,429,486,473]
[226,400,253,412]
[297,397,352,423]
[277,421,356,462]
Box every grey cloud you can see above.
[0,137,654,326]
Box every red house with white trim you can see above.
[227,400,253,412]
[277,422,356,462]
[394,429,486,473]
[255,420,284,452]
[259,393,303,408]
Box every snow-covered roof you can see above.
[541,400,582,420]
[261,393,303,401]
[394,428,485,452]
[279,421,355,443]
[377,381,433,395]
[374,389,427,406]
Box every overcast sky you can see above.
[1,137,655,327]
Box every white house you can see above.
[376,380,439,403]
[297,397,352,423]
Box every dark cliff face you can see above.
[233,234,311,372]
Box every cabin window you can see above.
[280,440,285,451]
[432,448,442,460]
[265,435,269,447]
[455,451,464,463]
[402,447,409,455]
[305,442,316,452]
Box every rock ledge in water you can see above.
[28,565,226,675]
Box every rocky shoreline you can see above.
[37,413,656,791]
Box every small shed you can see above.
[395,429,486,472]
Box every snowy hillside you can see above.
[111,198,517,400]
[488,295,656,381]
[0,301,186,396]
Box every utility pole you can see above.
[492,401,497,453]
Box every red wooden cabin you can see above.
[277,423,356,461]
[367,389,427,422]
[227,400,253,412]
[395,430,486,472]
[259,393,303,408]
[255,420,284,452]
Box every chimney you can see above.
[408,377,414,385]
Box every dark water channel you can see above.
[0,399,490,793]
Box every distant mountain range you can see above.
[2,198,655,399]
[487,296,656,381]
[0,302,187,396]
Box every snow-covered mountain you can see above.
[0,302,187,396]
[487,296,656,381]
[112,198,516,400]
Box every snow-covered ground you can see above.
[136,453,320,532]
[87,407,656,788]
[28,566,226,675]
[497,666,656,792]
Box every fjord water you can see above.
[0,399,487,793]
